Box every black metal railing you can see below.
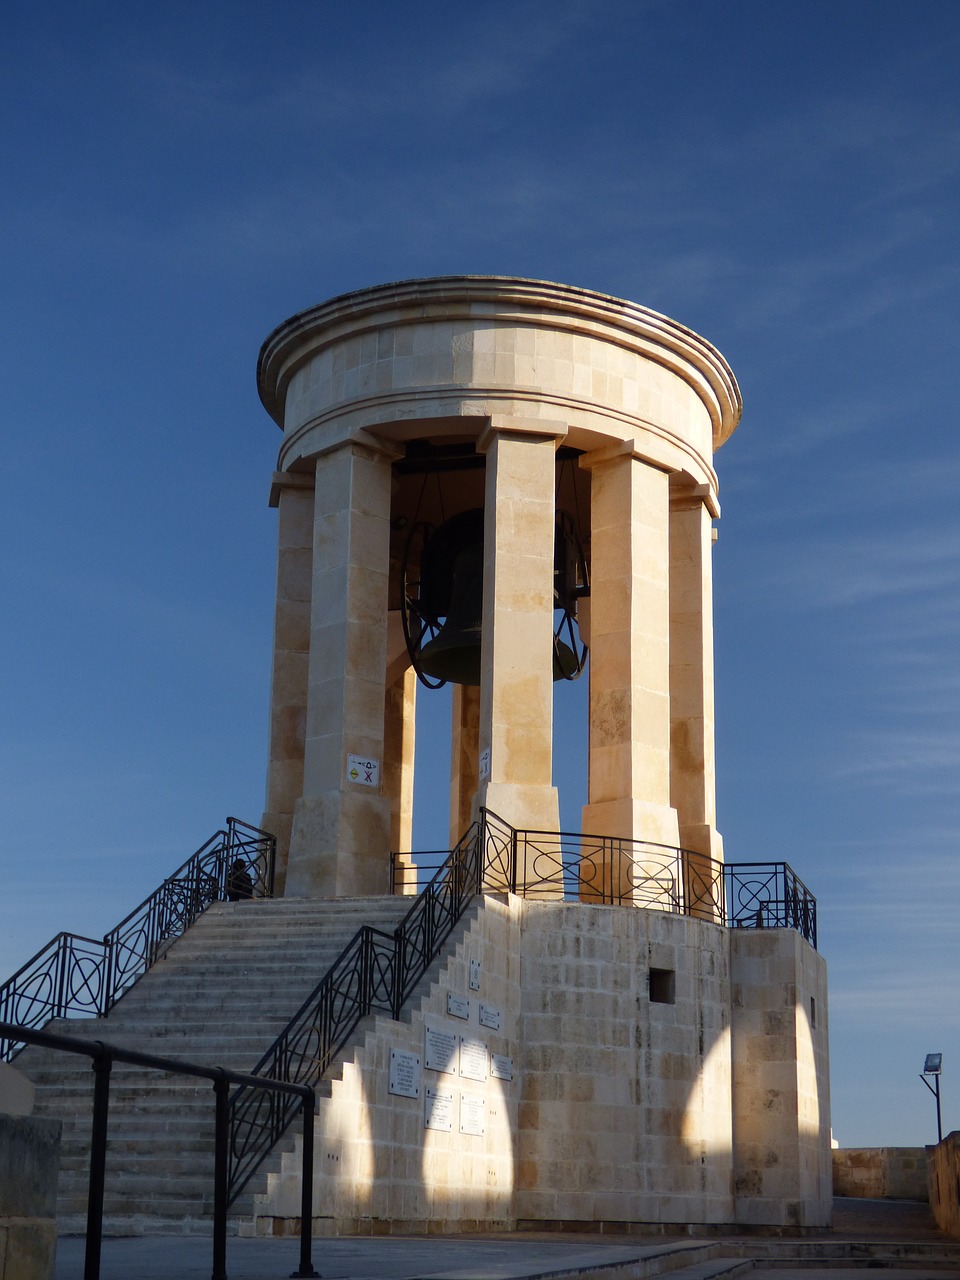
[0,818,275,1062]
[391,812,818,947]
[723,861,818,949]
[0,1021,316,1280]
[226,819,482,1205]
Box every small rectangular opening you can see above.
[810,996,817,1028]
[649,968,675,1005]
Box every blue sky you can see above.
[2,1,958,1148]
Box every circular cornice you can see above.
[257,275,742,450]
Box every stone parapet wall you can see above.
[833,1147,929,1201]
[729,929,831,1227]
[516,900,735,1227]
[252,894,523,1235]
[0,1114,61,1280]
[252,895,831,1234]
[929,1133,960,1235]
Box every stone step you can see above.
[667,1262,751,1280]
[16,892,415,1233]
[56,1211,251,1237]
[732,1238,960,1265]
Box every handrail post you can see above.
[212,1072,230,1280]
[84,1046,112,1280]
[292,1091,318,1277]
[102,933,114,1017]
[392,924,405,1021]
[56,936,69,1021]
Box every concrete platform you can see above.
[54,1232,712,1280]
[53,1201,960,1280]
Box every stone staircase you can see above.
[16,896,411,1235]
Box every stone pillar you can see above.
[731,930,832,1226]
[581,445,679,897]
[669,478,723,918]
[286,440,397,897]
[476,418,563,847]
[669,478,722,859]
[383,664,417,892]
[262,472,314,896]
[449,684,481,848]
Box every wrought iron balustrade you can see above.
[480,818,724,916]
[390,814,817,948]
[723,861,817,948]
[0,817,275,1062]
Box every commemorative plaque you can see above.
[458,1035,488,1082]
[388,1049,421,1099]
[424,1087,454,1132]
[478,1002,500,1030]
[424,1025,458,1074]
[447,992,470,1020]
[491,1053,514,1082]
[459,1092,485,1136]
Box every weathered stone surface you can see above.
[0,1114,61,1280]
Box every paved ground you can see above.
[56,1232,679,1280]
[54,1200,960,1280]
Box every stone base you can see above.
[287,791,391,896]
[0,1116,61,1280]
[251,895,831,1233]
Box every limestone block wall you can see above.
[251,894,828,1234]
[515,902,735,1227]
[832,1147,929,1201]
[929,1132,960,1237]
[730,930,831,1227]
[253,894,523,1235]
[0,1114,61,1280]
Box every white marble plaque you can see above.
[479,748,490,781]
[459,1091,485,1136]
[424,1087,454,1132]
[491,1053,514,1082]
[424,1025,458,1074]
[388,1049,420,1099]
[459,1035,488,1082]
[469,958,481,991]
[478,1002,500,1030]
[447,992,470,1020]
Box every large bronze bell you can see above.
[404,506,587,688]
[418,510,485,686]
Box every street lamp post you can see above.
[920,1053,943,1144]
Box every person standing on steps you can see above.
[226,857,254,901]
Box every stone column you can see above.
[286,440,398,897]
[262,471,314,896]
[476,417,563,851]
[669,479,721,856]
[449,684,481,848]
[580,445,680,898]
[383,664,417,892]
[669,478,723,917]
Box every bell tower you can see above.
[257,276,741,897]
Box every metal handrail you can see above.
[225,817,483,1205]
[0,1020,316,1280]
[0,818,276,1062]
[390,816,818,948]
[723,860,818,948]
